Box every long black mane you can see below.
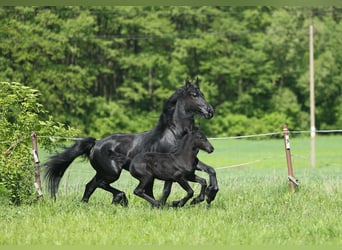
[155,85,187,132]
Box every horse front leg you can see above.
[160,181,173,206]
[196,160,219,204]
[143,179,155,200]
[187,174,207,205]
[134,180,161,208]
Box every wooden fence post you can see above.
[31,131,43,201]
[282,125,299,192]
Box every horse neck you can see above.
[151,91,194,147]
[172,99,194,133]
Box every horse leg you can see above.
[143,179,155,199]
[133,179,161,208]
[196,160,219,204]
[187,174,207,205]
[81,175,100,203]
[160,181,173,206]
[172,178,194,207]
[99,182,128,207]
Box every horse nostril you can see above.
[202,105,214,119]
[208,146,214,153]
[208,106,214,117]
[207,109,214,119]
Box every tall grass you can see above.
[0,135,341,245]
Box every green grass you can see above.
[0,135,341,246]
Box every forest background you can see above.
[1,6,342,138]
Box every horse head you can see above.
[183,78,214,119]
[157,78,214,134]
[192,127,214,154]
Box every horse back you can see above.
[91,131,157,160]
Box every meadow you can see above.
[0,135,341,246]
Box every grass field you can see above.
[0,135,341,246]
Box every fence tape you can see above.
[0,129,341,145]
[209,132,282,140]
[208,129,342,140]
[36,135,84,141]
[215,155,285,170]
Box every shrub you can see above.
[0,82,77,205]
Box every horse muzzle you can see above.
[203,106,214,119]
[206,145,214,154]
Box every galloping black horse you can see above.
[130,127,214,208]
[44,78,219,205]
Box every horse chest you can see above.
[155,133,178,152]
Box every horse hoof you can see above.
[172,200,185,207]
[190,197,203,205]
[113,193,128,207]
[152,201,162,209]
[120,197,128,207]
[171,201,180,207]
[206,186,219,204]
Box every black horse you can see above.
[130,127,214,208]
[44,78,219,205]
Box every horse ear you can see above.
[185,78,191,88]
[183,127,191,136]
[195,77,200,87]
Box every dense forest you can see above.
[1,6,342,138]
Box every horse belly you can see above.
[148,156,180,182]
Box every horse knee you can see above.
[134,187,144,197]
[207,167,216,176]
[207,185,219,194]
[198,178,207,187]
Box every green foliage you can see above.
[207,101,291,137]
[83,97,159,138]
[0,7,341,137]
[0,82,77,205]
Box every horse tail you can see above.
[44,137,96,198]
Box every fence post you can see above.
[282,125,299,192]
[31,131,43,201]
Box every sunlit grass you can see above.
[0,136,341,245]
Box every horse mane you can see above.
[155,85,186,131]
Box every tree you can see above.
[1,7,341,137]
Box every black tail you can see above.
[44,137,96,198]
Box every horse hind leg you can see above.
[99,182,128,207]
[81,174,128,206]
[81,175,99,203]
[172,178,194,207]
